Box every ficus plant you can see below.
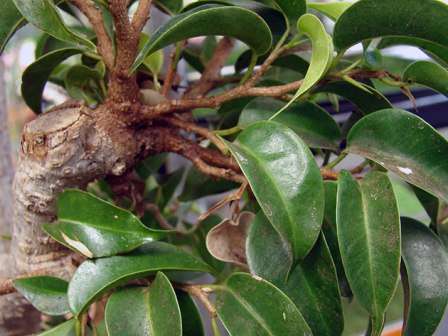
[1,0,448,335]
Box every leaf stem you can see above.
[325,152,348,170]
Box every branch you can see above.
[139,80,303,120]
[186,37,235,98]
[145,204,174,230]
[138,127,245,183]
[161,116,228,153]
[132,0,153,33]
[70,0,114,69]
[178,285,217,317]
[162,45,182,97]
[245,45,288,87]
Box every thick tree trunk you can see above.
[0,57,42,336]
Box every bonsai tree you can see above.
[0,0,448,335]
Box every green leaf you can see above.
[333,0,448,51]
[105,272,181,336]
[38,319,75,336]
[228,121,324,261]
[68,242,211,316]
[64,64,103,104]
[316,80,392,115]
[179,167,238,202]
[238,97,341,150]
[43,190,165,258]
[21,48,81,113]
[308,1,352,21]
[155,0,183,14]
[176,290,204,336]
[272,54,309,75]
[347,109,448,203]
[294,14,333,98]
[215,273,312,336]
[247,213,344,336]
[132,4,272,72]
[322,181,351,297]
[412,186,439,226]
[403,60,448,96]
[271,0,306,24]
[337,171,401,335]
[0,0,25,53]
[13,0,94,49]
[378,37,448,66]
[13,276,69,316]
[401,217,448,336]
[273,14,333,116]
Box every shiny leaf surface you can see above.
[403,60,448,96]
[215,273,312,336]
[13,0,94,49]
[13,276,69,316]
[316,81,392,115]
[132,4,272,72]
[38,319,75,336]
[337,171,400,335]
[176,291,204,336]
[228,121,324,261]
[271,0,306,24]
[44,190,165,258]
[247,213,343,336]
[347,109,448,202]
[68,242,211,316]
[105,273,181,336]
[308,2,352,21]
[334,0,448,51]
[401,217,448,336]
[238,97,341,150]
[21,48,81,113]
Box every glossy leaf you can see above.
[0,1,25,53]
[64,64,103,104]
[238,97,341,150]
[271,0,306,24]
[105,273,181,336]
[228,121,324,261]
[378,37,448,65]
[155,0,183,14]
[403,61,448,96]
[347,109,448,202]
[68,242,211,316]
[13,276,69,316]
[316,80,392,115]
[322,181,351,297]
[215,273,312,336]
[333,0,448,51]
[412,186,439,225]
[13,0,94,49]
[337,171,400,335]
[247,213,343,336]
[308,2,352,21]
[401,217,448,336]
[179,167,238,202]
[38,319,75,336]
[44,190,165,258]
[176,291,204,336]
[132,4,272,72]
[21,48,81,113]
[293,14,333,99]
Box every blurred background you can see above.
[1,1,447,335]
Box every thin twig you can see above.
[162,44,184,97]
[186,37,235,98]
[70,0,114,69]
[145,203,174,230]
[132,0,153,33]
[161,116,228,154]
[178,285,217,317]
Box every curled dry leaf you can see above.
[206,211,255,266]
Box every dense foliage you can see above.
[2,0,448,335]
